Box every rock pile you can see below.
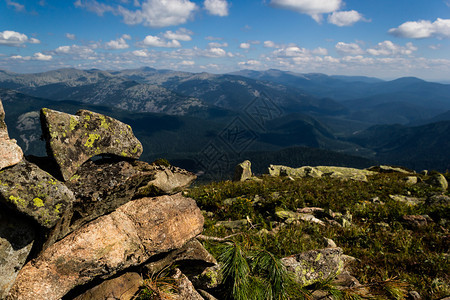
[0,101,207,299]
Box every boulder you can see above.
[403,176,418,185]
[367,165,413,174]
[7,194,204,300]
[170,268,204,300]
[233,160,252,181]
[0,160,75,229]
[275,209,325,226]
[0,206,35,298]
[426,173,448,191]
[389,195,424,206]
[268,165,374,182]
[268,165,323,178]
[281,247,345,287]
[0,99,23,170]
[73,272,142,300]
[40,108,143,181]
[60,159,195,240]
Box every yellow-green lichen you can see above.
[33,197,45,207]
[9,195,26,208]
[99,115,110,129]
[69,116,79,131]
[85,134,100,147]
[54,203,62,214]
[131,145,140,154]
[121,150,128,157]
[69,174,81,181]
[315,253,322,262]
[84,114,91,121]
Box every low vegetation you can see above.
[183,171,449,299]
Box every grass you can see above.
[187,172,449,299]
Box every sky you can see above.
[1,0,450,81]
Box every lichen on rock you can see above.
[0,98,23,170]
[40,108,143,181]
[0,160,75,229]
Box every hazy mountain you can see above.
[347,121,450,171]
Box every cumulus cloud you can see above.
[335,42,365,55]
[105,34,131,49]
[238,60,262,66]
[66,33,76,40]
[270,0,341,22]
[6,0,25,12]
[140,35,181,47]
[132,49,150,57]
[53,44,97,59]
[239,42,250,49]
[11,52,52,61]
[204,0,229,16]
[0,30,40,47]
[367,41,417,56]
[163,28,193,41]
[328,10,366,26]
[312,47,328,55]
[389,18,450,39]
[263,40,279,48]
[208,42,228,48]
[76,0,198,27]
[180,60,195,65]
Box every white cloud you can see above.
[132,49,150,57]
[238,60,262,66]
[105,35,130,49]
[180,60,195,65]
[270,0,342,22]
[53,45,96,59]
[204,0,229,17]
[389,18,450,39]
[141,35,181,47]
[163,28,193,41]
[33,52,53,61]
[0,30,40,47]
[208,42,228,48]
[66,33,76,40]
[10,52,52,61]
[74,0,115,16]
[76,0,197,27]
[367,41,417,56]
[118,0,197,27]
[6,0,25,12]
[446,0,450,7]
[312,47,328,55]
[335,42,365,55]
[206,47,227,57]
[205,36,223,41]
[264,40,278,48]
[239,42,250,49]
[328,10,366,27]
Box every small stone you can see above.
[408,291,422,300]
[40,108,143,181]
[233,160,252,181]
[403,176,418,185]
[324,237,337,248]
[215,219,248,230]
[389,195,424,206]
[402,215,428,228]
[282,248,345,287]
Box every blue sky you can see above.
[1,0,450,80]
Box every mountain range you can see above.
[1,67,449,177]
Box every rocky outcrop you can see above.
[0,160,75,229]
[233,160,252,181]
[268,164,375,182]
[0,207,35,298]
[40,108,143,181]
[282,247,345,287]
[0,107,205,300]
[0,99,23,170]
[8,194,203,300]
[60,159,196,240]
[426,173,448,191]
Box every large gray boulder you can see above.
[56,159,196,241]
[0,160,75,229]
[7,194,204,300]
[0,207,35,298]
[268,165,374,182]
[281,248,345,287]
[0,99,23,170]
[40,108,143,181]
